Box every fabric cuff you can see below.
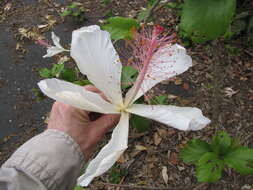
[3,129,85,190]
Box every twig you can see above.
[143,0,163,24]
[100,182,196,190]
[244,49,253,57]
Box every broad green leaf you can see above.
[224,147,253,175]
[121,66,138,89]
[130,114,150,132]
[51,63,65,78]
[102,17,140,40]
[196,152,224,183]
[210,131,232,155]
[180,0,236,43]
[61,68,76,82]
[39,68,52,78]
[180,139,211,164]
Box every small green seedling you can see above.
[60,2,85,21]
[180,131,253,183]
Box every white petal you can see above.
[51,32,64,49]
[70,25,123,106]
[127,104,210,131]
[38,78,118,114]
[43,46,66,58]
[78,112,129,186]
[125,44,192,104]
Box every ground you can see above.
[1,0,253,189]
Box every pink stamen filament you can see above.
[124,25,175,107]
[125,39,157,106]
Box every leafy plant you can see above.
[60,2,85,21]
[180,131,253,182]
[39,64,77,82]
[180,0,236,43]
[102,17,140,40]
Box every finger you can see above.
[84,85,102,94]
[84,85,109,102]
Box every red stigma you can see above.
[154,25,165,36]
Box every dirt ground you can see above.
[1,0,253,189]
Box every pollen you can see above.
[115,104,128,112]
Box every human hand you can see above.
[47,85,120,160]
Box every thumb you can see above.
[89,114,120,136]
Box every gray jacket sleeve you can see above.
[0,129,85,190]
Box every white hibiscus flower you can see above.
[38,25,210,186]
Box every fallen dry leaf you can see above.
[135,145,147,151]
[183,83,190,90]
[153,132,162,145]
[174,78,182,85]
[224,87,238,98]
[169,152,179,165]
[162,166,169,185]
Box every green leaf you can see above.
[73,79,92,86]
[121,66,138,89]
[180,139,211,164]
[210,131,232,155]
[166,2,182,9]
[74,185,82,190]
[151,95,168,105]
[51,64,65,78]
[102,17,140,40]
[196,152,224,183]
[60,10,72,17]
[39,68,52,78]
[101,0,112,5]
[32,88,46,101]
[61,68,76,82]
[137,9,150,22]
[68,2,78,9]
[148,0,157,7]
[224,147,253,175]
[130,114,150,132]
[180,0,236,43]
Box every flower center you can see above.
[115,103,129,112]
